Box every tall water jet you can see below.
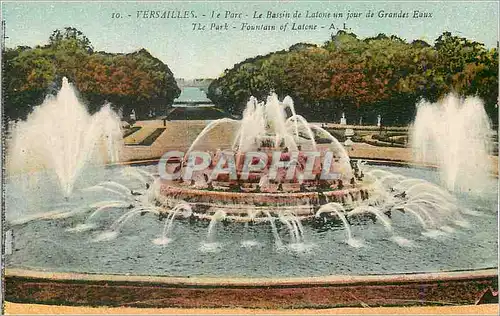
[411,94,493,194]
[7,77,123,196]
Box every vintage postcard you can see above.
[1,0,498,314]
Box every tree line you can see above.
[2,27,181,123]
[3,29,497,127]
[207,31,498,126]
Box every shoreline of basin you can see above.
[5,267,498,308]
[5,302,499,315]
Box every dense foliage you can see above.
[207,31,498,126]
[3,27,180,122]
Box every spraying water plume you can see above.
[411,94,493,194]
[8,77,123,196]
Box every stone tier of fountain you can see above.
[150,94,377,222]
[154,182,371,222]
[153,144,374,222]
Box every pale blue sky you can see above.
[2,1,498,79]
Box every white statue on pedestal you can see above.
[340,112,347,125]
[344,128,354,147]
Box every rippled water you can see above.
[5,163,498,277]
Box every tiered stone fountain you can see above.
[4,79,497,308]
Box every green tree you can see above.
[208,30,498,126]
[2,28,181,122]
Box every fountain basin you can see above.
[6,163,498,274]
[155,180,373,220]
[4,162,498,308]
[5,268,497,308]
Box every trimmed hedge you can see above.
[123,126,141,138]
[138,128,166,146]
